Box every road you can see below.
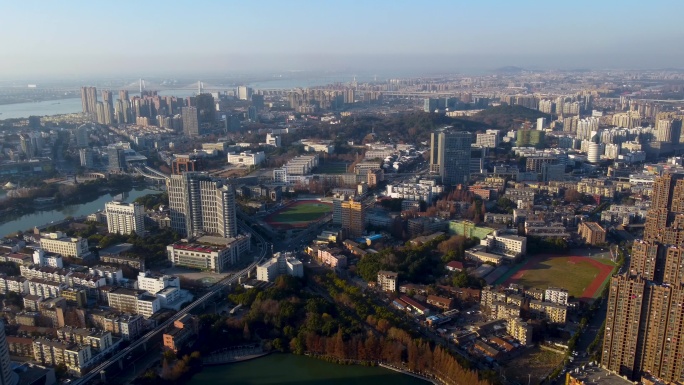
[75,225,268,385]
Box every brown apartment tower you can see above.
[341,198,365,238]
[602,173,684,383]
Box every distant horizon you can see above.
[2,53,684,84]
[3,0,683,80]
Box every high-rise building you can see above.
[167,172,237,239]
[107,146,127,172]
[102,90,114,125]
[423,98,438,113]
[19,133,42,159]
[75,124,89,147]
[79,148,94,168]
[80,86,98,119]
[195,93,215,124]
[0,321,18,385]
[341,198,365,238]
[655,118,682,144]
[105,201,145,236]
[251,94,265,110]
[536,117,546,131]
[430,130,472,186]
[601,173,684,384]
[181,107,200,137]
[237,86,252,101]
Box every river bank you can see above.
[0,187,157,237]
[186,353,430,385]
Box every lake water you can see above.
[0,187,157,237]
[187,354,429,385]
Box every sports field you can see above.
[502,254,616,300]
[265,200,332,229]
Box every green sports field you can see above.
[503,255,616,299]
[267,201,332,227]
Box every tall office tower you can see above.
[75,124,89,147]
[429,130,472,186]
[167,172,237,239]
[247,106,258,122]
[237,86,252,101]
[251,94,265,111]
[80,86,98,118]
[79,148,94,168]
[102,90,114,125]
[195,93,215,124]
[105,201,145,236]
[107,146,127,172]
[181,107,200,137]
[601,173,684,383]
[0,322,18,385]
[341,198,365,238]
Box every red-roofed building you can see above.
[399,295,430,315]
[446,261,464,272]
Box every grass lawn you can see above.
[270,202,332,223]
[315,162,349,174]
[508,256,604,298]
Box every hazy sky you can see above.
[2,0,684,78]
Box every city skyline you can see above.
[2,0,684,78]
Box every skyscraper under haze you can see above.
[195,93,215,124]
[102,90,114,125]
[429,129,472,186]
[182,106,200,137]
[80,86,98,119]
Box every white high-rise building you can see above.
[167,172,237,238]
[237,86,253,101]
[105,201,145,236]
[588,142,601,163]
[536,117,546,131]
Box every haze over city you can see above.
[2,2,684,385]
[2,0,684,79]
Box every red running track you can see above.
[504,255,614,301]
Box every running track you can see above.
[503,255,615,300]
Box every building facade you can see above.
[105,201,145,236]
[167,172,237,239]
[430,130,472,186]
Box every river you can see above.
[0,187,158,237]
[187,354,429,385]
[0,76,375,120]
